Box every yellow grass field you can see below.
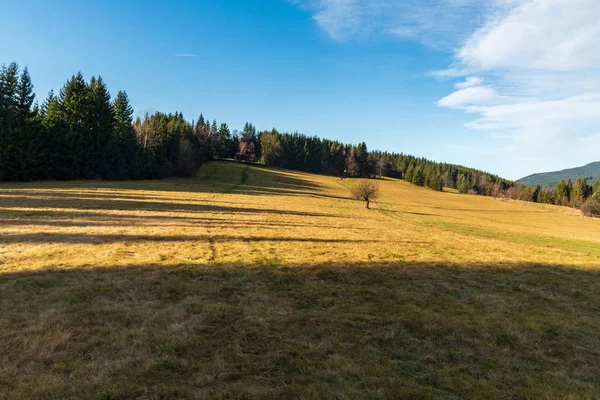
[1,161,599,398]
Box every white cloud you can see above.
[465,94,600,143]
[458,0,600,71]
[454,76,484,89]
[437,85,497,108]
[436,0,600,148]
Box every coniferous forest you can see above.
[1,62,599,215]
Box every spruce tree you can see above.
[572,177,586,207]
[0,63,20,180]
[88,76,114,178]
[216,123,231,158]
[42,91,72,179]
[554,180,568,206]
[58,72,89,178]
[531,185,541,203]
[112,91,138,179]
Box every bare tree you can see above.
[352,180,381,209]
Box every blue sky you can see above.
[2,0,599,180]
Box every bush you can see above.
[580,192,600,217]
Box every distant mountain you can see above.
[517,161,600,188]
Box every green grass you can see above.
[1,161,599,398]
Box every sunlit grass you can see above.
[1,161,599,398]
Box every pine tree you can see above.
[571,177,586,207]
[531,184,541,203]
[112,91,138,179]
[594,178,600,194]
[0,63,20,180]
[457,174,469,194]
[413,168,425,187]
[87,76,114,178]
[58,72,90,178]
[354,142,369,177]
[42,90,72,179]
[11,67,37,180]
[554,180,568,206]
[215,123,231,158]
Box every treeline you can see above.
[0,63,220,181]
[0,62,515,195]
[256,129,512,194]
[513,178,600,216]
[2,62,599,216]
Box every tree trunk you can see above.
[365,199,370,209]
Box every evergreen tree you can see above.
[12,66,37,180]
[42,90,73,179]
[571,177,586,207]
[215,123,232,159]
[354,142,369,176]
[58,72,90,178]
[531,184,541,203]
[0,63,20,180]
[457,174,469,194]
[554,180,568,206]
[413,168,425,187]
[112,91,139,179]
[88,76,114,178]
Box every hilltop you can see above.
[1,161,600,398]
[518,161,600,188]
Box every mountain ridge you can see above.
[518,161,600,188]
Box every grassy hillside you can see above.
[518,161,600,187]
[1,161,599,398]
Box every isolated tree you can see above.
[352,180,380,209]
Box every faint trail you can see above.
[220,165,250,195]
[203,164,251,263]
[207,235,216,262]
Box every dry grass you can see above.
[1,161,599,398]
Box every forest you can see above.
[1,62,599,215]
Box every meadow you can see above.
[1,161,599,399]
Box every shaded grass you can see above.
[1,262,599,399]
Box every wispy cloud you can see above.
[292,0,492,47]
[175,53,198,57]
[436,0,600,149]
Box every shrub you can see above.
[580,192,600,217]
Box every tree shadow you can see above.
[0,232,380,245]
[0,196,342,218]
[0,161,352,201]
[0,261,599,398]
